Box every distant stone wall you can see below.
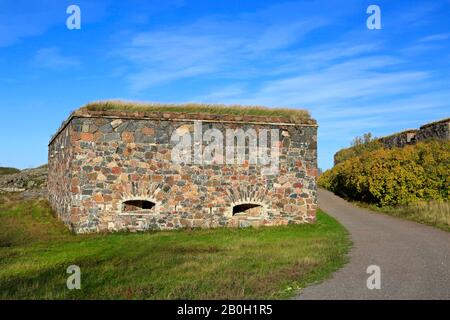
[333,117,449,166]
[415,118,450,142]
[378,130,418,149]
[379,118,449,149]
[49,109,318,233]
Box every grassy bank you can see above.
[0,194,350,300]
[356,200,450,232]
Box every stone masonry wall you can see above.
[379,118,449,149]
[48,124,73,226]
[378,130,418,149]
[415,118,450,142]
[49,110,318,233]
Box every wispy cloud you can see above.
[0,1,58,47]
[0,0,108,47]
[235,59,429,106]
[33,48,80,69]
[316,90,450,121]
[115,3,329,92]
[193,85,247,102]
[390,2,438,28]
[418,33,450,42]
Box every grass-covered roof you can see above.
[79,100,312,122]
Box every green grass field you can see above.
[0,194,350,299]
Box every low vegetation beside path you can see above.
[356,200,450,232]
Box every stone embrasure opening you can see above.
[122,200,155,213]
[232,203,263,216]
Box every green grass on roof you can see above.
[81,100,311,122]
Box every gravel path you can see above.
[297,188,450,300]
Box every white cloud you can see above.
[418,33,450,42]
[115,4,329,92]
[317,91,450,121]
[213,55,430,108]
[33,48,79,69]
[193,85,247,102]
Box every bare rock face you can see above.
[0,165,48,199]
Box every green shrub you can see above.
[319,140,450,206]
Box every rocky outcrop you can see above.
[0,165,48,199]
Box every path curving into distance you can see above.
[297,189,450,300]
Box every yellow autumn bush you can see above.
[319,140,450,206]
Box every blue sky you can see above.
[0,0,449,169]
